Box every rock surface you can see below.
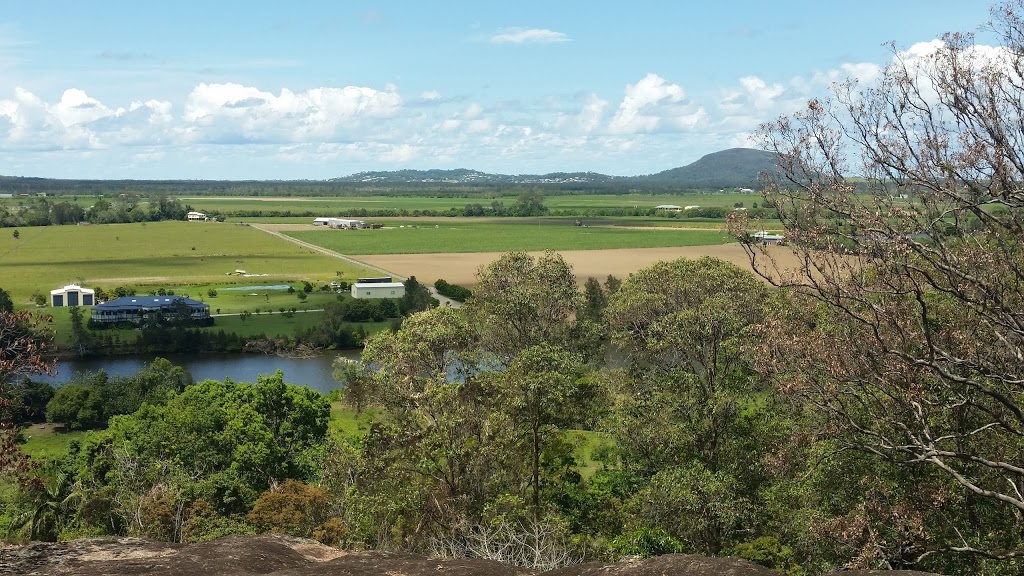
[0,535,943,576]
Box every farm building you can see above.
[90,295,211,325]
[50,284,95,307]
[313,217,366,228]
[187,211,208,221]
[351,277,405,299]
[752,230,785,245]
[655,204,682,211]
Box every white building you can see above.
[51,284,96,307]
[351,277,405,299]
[752,230,785,245]
[187,211,208,221]
[313,217,366,228]
[655,204,682,211]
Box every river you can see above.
[39,351,363,395]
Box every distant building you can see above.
[50,284,95,307]
[655,204,682,211]
[187,211,208,221]
[351,277,405,299]
[91,295,211,325]
[313,217,366,228]
[752,230,785,245]
[684,205,701,210]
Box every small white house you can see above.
[187,211,208,221]
[655,204,682,211]
[51,284,96,307]
[351,278,405,299]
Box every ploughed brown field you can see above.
[354,244,803,286]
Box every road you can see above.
[249,223,463,308]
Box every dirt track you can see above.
[354,244,802,286]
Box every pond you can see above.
[39,351,363,395]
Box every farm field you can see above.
[180,192,761,214]
[285,221,731,256]
[356,244,802,287]
[246,214,774,230]
[0,221,376,306]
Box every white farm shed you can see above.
[351,279,405,299]
[51,284,96,307]
[313,217,366,228]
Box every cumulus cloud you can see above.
[490,28,569,44]
[556,94,608,134]
[607,73,706,134]
[181,82,402,143]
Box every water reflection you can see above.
[40,351,362,395]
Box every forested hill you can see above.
[0,148,778,194]
[644,148,779,188]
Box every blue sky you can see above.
[0,1,996,179]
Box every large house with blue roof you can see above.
[90,295,211,326]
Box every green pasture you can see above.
[0,221,376,306]
[19,423,87,462]
[287,221,731,255]
[180,192,761,215]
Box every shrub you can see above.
[609,527,684,558]
[247,480,330,537]
[433,279,472,302]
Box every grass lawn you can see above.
[19,423,87,462]
[0,221,377,306]
[287,221,731,255]
[329,403,381,437]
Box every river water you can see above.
[40,351,363,395]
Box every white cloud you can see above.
[379,143,417,162]
[420,90,441,101]
[181,82,402,143]
[490,28,569,44]
[557,94,608,134]
[608,73,706,134]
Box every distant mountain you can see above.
[642,148,778,189]
[329,148,776,189]
[331,168,626,185]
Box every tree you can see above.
[467,251,581,363]
[490,344,585,523]
[0,310,53,384]
[0,287,13,314]
[12,229,19,239]
[68,306,92,357]
[0,307,53,483]
[581,277,607,322]
[400,276,434,315]
[603,257,770,554]
[733,2,1024,564]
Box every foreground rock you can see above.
[0,534,943,576]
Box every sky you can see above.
[0,1,999,179]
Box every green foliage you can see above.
[0,287,12,313]
[609,527,684,558]
[433,278,472,302]
[729,537,804,576]
[45,359,192,429]
[87,371,329,513]
[246,480,330,537]
[399,276,434,315]
[467,251,581,362]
